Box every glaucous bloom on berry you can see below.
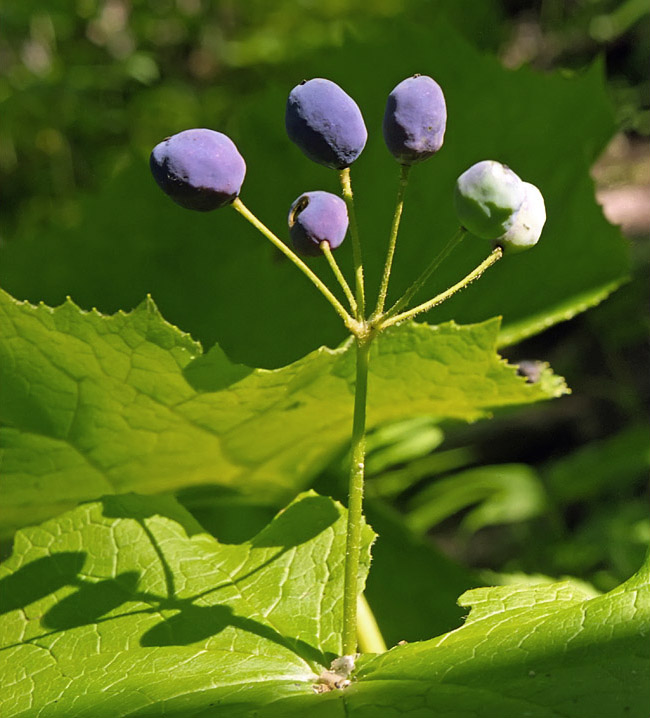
[288,191,349,256]
[286,78,368,169]
[150,129,246,211]
[383,74,447,164]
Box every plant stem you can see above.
[339,168,365,321]
[381,246,503,328]
[382,228,466,322]
[373,164,411,318]
[231,198,357,333]
[357,594,387,654]
[320,241,357,315]
[342,335,371,656]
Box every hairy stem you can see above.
[342,336,371,656]
[339,168,366,321]
[382,228,466,322]
[374,164,411,317]
[320,241,357,315]
[232,198,357,332]
[382,245,503,328]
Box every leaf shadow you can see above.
[248,494,340,548]
[4,496,341,668]
[0,552,86,615]
[138,602,326,666]
[182,344,254,392]
[42,571,140,629]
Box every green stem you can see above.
[374,164,411,318]
[342,336,371,656]
[232,198,357,333]
[339,168,365,321]
[357,594,387,654]
[381,246,503,328]
[320,241,357,315]
[382,228,466,322]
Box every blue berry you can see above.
[285,79,367,169]
[454,160,526,239]
[288,191,349,256]
[150,129,246,211]
[383,74,447,165]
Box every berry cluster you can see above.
[150,75,546,337]
[150,75,544,259]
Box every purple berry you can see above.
[383,74,447,165]
[286,79,368,169]
[288,191,349,257]
[150,129,246,211]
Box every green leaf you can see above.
[545,423,650,504]
[2,495,647,717]
[0,290,567,535]
[407,463,548,535]
[347,562,650,717]
[0,491,374,717]
[364,417,445,477]
[0,18,627,369]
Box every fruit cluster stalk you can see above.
[342,335,371,656]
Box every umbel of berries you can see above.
[454,160,546,251]
[286,78,368,169]
[383,74,447,165]
[288,191,349,257]
[150,128,246,211]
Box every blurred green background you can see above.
[1,0,648,644]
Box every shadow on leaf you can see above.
[140,602,327,665]
[250,494,339,548]
[42,571,140,629]
[0,552,86,615]
[2,494,339,668]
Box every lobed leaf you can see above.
[0,289,567,535]
[0,491,374,717]
[1,494,647,717]
[345,561,650,717]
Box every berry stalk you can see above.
[231,198,358,333]
[342,335,371,656]
[339,168,366,321]
[382,245,503,328]
[382,228,466,322]
[373,164,411,318]
[320,241,357,315]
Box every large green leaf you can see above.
[406,463,548,535]
[1,493,647,717]
[346,560,650,718]
[0,289,566,535]
[0,17,627,369]
[0,491,374,718]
